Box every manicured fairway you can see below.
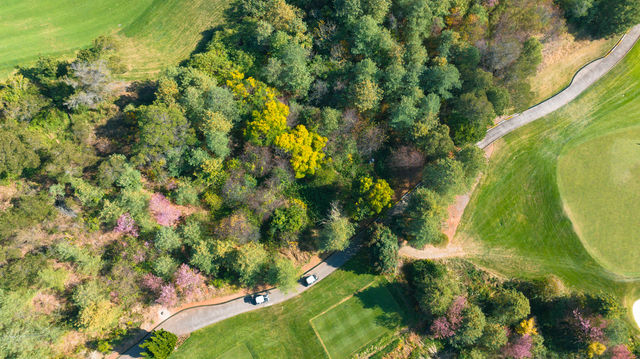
[0,0,229,78]
[170,253,415,359]
[557,126,640,277]
[0,0,153,76]
[311,284,403,358]
[459,39,640,303]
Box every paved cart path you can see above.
[478,24,640,148]
[119,25,640,358]
[118,239,360,358]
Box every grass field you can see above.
[459,38,640,309]
[170,253,415,359]
[310,284,404,358]
[219,344,253,359]
[0,0,229,79]
[119,0,230,78]
[557,126,640,277]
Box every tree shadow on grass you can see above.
[354,282,415,330]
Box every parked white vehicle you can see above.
[303,274,318,286]
[252,292,269,305]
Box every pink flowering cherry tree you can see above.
[149,193,181,226]
[114,212,139,237]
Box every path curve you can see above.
[119,26,640,358]
[477,24,640,149]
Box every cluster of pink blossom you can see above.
[503,334,533,359]
[141,266,206,308]
[141,273,164,293]
[430,296,467,339]
[174,264,205,300]
[483,0,499,7]
[447,296,467,327]
[133,249,146,263]
[149,193,181,226]
[431,317,455,339]
[157,284,178,307]
[570,309,606,343]
[114,213,139,237]
[610,344,635,359]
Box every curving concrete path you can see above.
[477,24,640,149]
[119,26,640,358]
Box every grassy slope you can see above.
[530,35,619,105]
[219,344,253,359]
[170,254,415,359]
[557,126,640,277]
[459,39,640,308]
[0,0,229,79]
[119,0,230,79]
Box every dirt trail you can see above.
[400,144,494,260]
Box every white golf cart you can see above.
[303,274,318,287]
[252,292,270,305]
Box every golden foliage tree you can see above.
[275,125,327,178]
[515,317,538,336]
[246,99,289,146]
[587,341,606,358]
[355,176,394,218]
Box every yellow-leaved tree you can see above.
[355,176,394,219]
[231,71,327,177]
[246,99,289,145]
[515,317,538,336]
[275,125,327,178]
[587,341,606,358]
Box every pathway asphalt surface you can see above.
[119,25,640,358]
[477,24,640,149]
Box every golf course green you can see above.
[558,126,640,277]
[459,38,640,304]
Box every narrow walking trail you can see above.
[119,25,640,359]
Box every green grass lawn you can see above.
[118,0,230,79]
[218,343,253,359]
[310,284,404,359]
[0,0,229,79]
[557,126,640,277]
[170,253,416,359]
[459,38,640,310]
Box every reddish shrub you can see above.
[156,284,178,307]
[141,273,163,294]
[447,296,467,329]
[431,317,455,339]
[430,296,467,339]
[610,345,635,359]
[570,309,605,343]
